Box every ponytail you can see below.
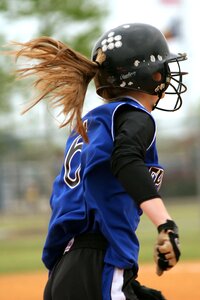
[9,37,99,142]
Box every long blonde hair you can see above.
[9,37,103,142]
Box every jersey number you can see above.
[64,135,83,188]
[64,121,87,189]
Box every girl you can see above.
[9,23,187,300]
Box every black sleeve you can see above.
[111,105,161,205]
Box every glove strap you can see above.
[157,219,178,234]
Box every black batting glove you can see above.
[154,219,181,276]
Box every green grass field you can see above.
[0,199,199,274]
[0,214,49,273]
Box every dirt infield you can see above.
[0,261,199,300]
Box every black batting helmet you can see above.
[92,23,187,112]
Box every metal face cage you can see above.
[154,53,188,112]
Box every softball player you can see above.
[10,23,187,300]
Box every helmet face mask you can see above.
[154,54,187,111]
[92,23,187,112]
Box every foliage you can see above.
[0,0,107,56]
[0,0,108,156]
[0,0,107,114]
[0,34,16,112]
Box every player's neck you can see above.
[126,91,159,112]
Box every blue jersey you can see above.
[42,97,164,298]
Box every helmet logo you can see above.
[101,31,123,52]
[120,71,136,80]
[119,71,136,88]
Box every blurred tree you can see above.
[0,0,108,114]
[0,34,15,113]
[0,0,107,56]
[0,0,108,142]
[0,0,107,119]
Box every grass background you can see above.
[0,198,199,274]
[138,199,200,263]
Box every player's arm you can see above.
[111,105,160,204]
[111,106,180,275]
[140,198,180,276]
[140,197,172,226]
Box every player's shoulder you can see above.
[82,100,123,120]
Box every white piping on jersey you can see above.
[111,97,156,151]
[111,103,126,140]
[111,268,126,300]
